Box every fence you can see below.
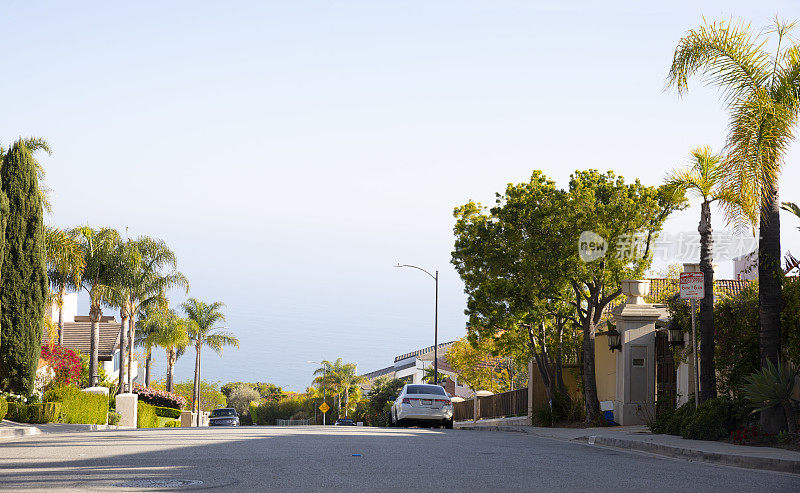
[276,419,310,426]
[453,387,528,421]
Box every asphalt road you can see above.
[0,426,797,492]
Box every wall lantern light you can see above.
[606,324,621,352]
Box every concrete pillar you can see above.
[181,411,195,428]
[611,280,661,425]
[116,393,138,427]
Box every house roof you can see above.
[362,366,395,381]
[42,321,121,361]
[394,341,456,363]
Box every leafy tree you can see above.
[45,227,84,346]
[665,146,741,402]
[444,337,499,393]
[365,377,405,427]
[0,141,48,393]
[667,18,800,432]
[182,298,238,424]
[0,136,54,212]
[226,384,260,422]
[172,379,226,412]
[74,227,121,387]
[221,381,284,401]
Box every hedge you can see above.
[137,402,159,428]
[0,398,7,422]
[154,406,182,419]
[132,383,186,409]
[25,403,62,423]
[165,420,181,427]
[43,386,108,424]
[7,402,27,422]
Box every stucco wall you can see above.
[594,333,617,402]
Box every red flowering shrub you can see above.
[40,345,81,386]
[132,383,186,410]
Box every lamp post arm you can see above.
[395,263,436,281]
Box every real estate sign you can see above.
[680,272,704,299]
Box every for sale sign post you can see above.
[680,272,704,299]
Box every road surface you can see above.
[0,426,796,492]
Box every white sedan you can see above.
[390,384,454,428]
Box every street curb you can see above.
[455,425,533,433]
[584,435,800,475]
[0,425,41,439]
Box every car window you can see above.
[211,409,236,417]
[405,385,446,396]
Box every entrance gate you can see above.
[654,331,677,415]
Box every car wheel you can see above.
[390,410,396,427]
[444,419,453,429]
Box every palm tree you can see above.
[313,359,345,414]
[154,309,189,393]
[338,364,366,418]
[135,300,170,387]
[45,226,84,346]
[74,227,121,387]
[116,237,188,393]
[665,146,741,403]
[182,298,238,425]
[667,18,800,432]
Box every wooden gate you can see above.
[655,330,677,415]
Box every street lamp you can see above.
[606,325,621,352]
[395,263,439,384]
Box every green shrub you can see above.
[7,402,28,423]
[44,386,108,424]
[682,396,753,441]
[650,400,695,435]
[108,411,121,425]
[25,403,61,423]
[137,402,159,428]
[249,402,259,425]
[0,398,7,422]
[154,406,182,419]
[165,420,181,427]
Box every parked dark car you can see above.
[209,408,240,426]
[334,418,356,426]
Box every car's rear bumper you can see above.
[397,407,453,421]
[209,421,239,426]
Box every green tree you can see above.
[172,380,227,412]
[45,227,84,346]
[422,366,449,385]
[182,298,239,425]
[0,141,49,393]
[74,227,121,387]
[444,337,498,393]
[667,18,800,432]
[365,377,405,427]
[665,146,741,403]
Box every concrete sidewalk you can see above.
[455,420,800,474]
[1,420,130,439]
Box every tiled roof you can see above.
[394,341,456,363]
[42,321,121,361]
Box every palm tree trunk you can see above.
[89,303,102,387]
[57,288,65,346]
[698,200,717,403]
[193,343,201,426]
[166,348,175,393]
[145,348,152,387]
[344,387,350,417]
[127,311,135,389]
[118,311,128,394]
[759,183,784,433]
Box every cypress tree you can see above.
[0,189,7,349]
[0,141,48,393]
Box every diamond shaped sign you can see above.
[319,402,330,414]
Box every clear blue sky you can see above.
[2,1,800,391]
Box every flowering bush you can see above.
[40,345,81,386]
[731,425,766,445]
[132,383,186,410]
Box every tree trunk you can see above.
[145,348,152,387]
[581,312,601,423]
[193,343,201,426]
[118,311,128,394]
[698,200,717,403]
[166,348,175,393]
[57,288,65,346]
[759,181,784,433]
[344,386,350,417]
[127,311,135,390]
[89,304,102,387]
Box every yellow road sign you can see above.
[319,402,330,414]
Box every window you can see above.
[405,385,446,396]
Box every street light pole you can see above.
[395,264,439,384]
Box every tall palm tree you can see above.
[665,146,741,403]
[667,18,800,432]
[337,363,366,418]
[313,359,345,413]
[116,237,188,393]
[45,226,84,346]
[182,298,238,425]
[154,309,189,393]
[74,227,120,387]
[135,300,170,387]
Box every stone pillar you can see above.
[181,411,195,428]
[116,393,138,427]
[611,280,661,426]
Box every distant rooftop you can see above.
[394,341,456,363]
